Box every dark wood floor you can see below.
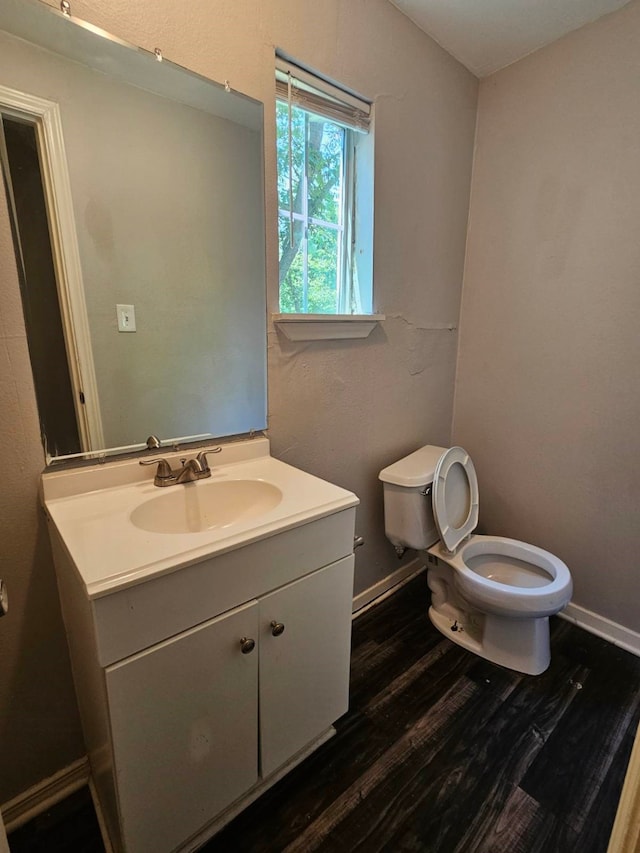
[10,572,640,852]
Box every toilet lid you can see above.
[432,446,479,553]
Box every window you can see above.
[276,59,374,318]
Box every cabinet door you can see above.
[106,600,259,853]
[259,555,354,777]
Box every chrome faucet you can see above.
[139,447,221,487]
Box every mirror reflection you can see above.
[0,0,267,462]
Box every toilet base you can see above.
[428,605,551,675]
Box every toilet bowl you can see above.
[379,445,572,675]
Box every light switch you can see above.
[116,304,136,332]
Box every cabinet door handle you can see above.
[239,637,256,654]
[270,621,285,637]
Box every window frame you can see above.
[273,58,383,338]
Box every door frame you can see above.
[0,84,103,456]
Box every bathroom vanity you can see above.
[42,438,358,853]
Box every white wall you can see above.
[0,0,477,801]
[454,0,640,630]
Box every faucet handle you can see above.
[196,447,222,474]
[139,457,173,480]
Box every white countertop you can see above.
[43,441,358,599]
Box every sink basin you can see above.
[130,479,283,534]
[42,439,360,597]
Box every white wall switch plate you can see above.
[116,304,136,332]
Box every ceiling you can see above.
[389,0,632,77]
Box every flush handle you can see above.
[239,637,256,654]
[270,621,285,637]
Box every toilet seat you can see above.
[432,446,479,553]
[431,534,573,619]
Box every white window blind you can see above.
[275,58,371,133]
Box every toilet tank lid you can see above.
[379,445,448,487]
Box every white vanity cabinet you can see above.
[103,555,354,853]
[43,441,359,853]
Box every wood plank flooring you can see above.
[9,571,640,853]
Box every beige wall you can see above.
[0,174,84,801]
[454,1,640,630]
[0,0,477,801]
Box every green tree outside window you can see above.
[277,100,347,313]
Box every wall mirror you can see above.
[0,0,267,463]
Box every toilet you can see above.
[379,445,572,675]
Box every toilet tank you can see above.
[379,445,447,551]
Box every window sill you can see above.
[272,313,385,341]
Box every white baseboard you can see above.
[352,558,425,618]
[559,603,640,658]
[1,757,89,833]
